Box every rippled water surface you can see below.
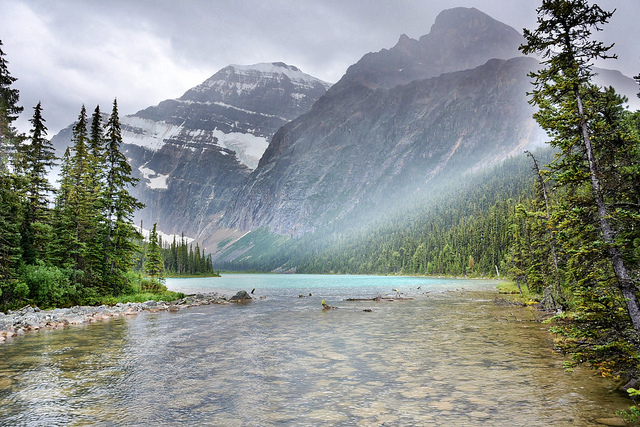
[0,275,631,426]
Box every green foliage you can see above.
[105,270,184,304]
[0,51,146,310]
[617,405,640,424]
[20,262,75,308]
[617,388,640,423]
[144,223,165,285]
[0,40,23,169]
[101,99,144,293]
[140,232,219,277]
[0,173,22,295]
[518,0,640,379]
[16,101,57,265]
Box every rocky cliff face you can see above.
[219,8,541,236]
[51,62,331,240]
[221,56,544,236]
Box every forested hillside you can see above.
[217,149,549,277]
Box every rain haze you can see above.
[1,0,638,136]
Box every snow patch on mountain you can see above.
[120,114,268,170]
[213,130,268,170]
[139,165,169,190]
[121,116,183,151]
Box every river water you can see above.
[0,275,631,426]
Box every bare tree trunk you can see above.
[574,88,640,335]
[525,150,561,299]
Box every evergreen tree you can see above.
[102,99,144,293]
[520,0,640,335]
[144,223,164,286]
[0,172,23,306]
[0,39,24,304]
[17,102,56,264]
[51,147,75,267]
[0,40,23,170]
[52,105,103,288]
[88,105,105,181]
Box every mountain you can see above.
[219,7,639,242]
[340,7,524,90]
[218,7,541,237]
[52,62,331,241]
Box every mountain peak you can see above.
[421,7,522,48]
[174,61,331,122]
[338,7,523,90]
[222,62,330,88]
[393,34,420,54]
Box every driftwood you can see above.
[345,296,413,302]
[321,299,337,310]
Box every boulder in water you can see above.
[230,290,253,302]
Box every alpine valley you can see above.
[51,7,639,264]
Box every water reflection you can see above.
[0,277,630,426]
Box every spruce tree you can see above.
[52,105,102,287]
[88,105,105,181]
[144,223,164,287]
[102,99,144,293]
[0,39,24,305]
[0,171,23,306]
[520,1,640,334]
[17,102,56,264]
[0,40,23,170]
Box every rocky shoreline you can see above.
[0,292,232,344]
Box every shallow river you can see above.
[0,275,631,426]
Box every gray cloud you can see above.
[1,0,637,135]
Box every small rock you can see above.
[621,378,638,392]
[594,417,627,426]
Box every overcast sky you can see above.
[1,0,638,136]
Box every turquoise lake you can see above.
[0,275,631,426]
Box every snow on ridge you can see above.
[194,62,332,94]
[212,101,288,121]
[231,62,323,85]
[174,99,284,119]
[121,116,184,151]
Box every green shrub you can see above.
[140,278,167,293]
[12,281,29,300]
[21,263,75,308]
